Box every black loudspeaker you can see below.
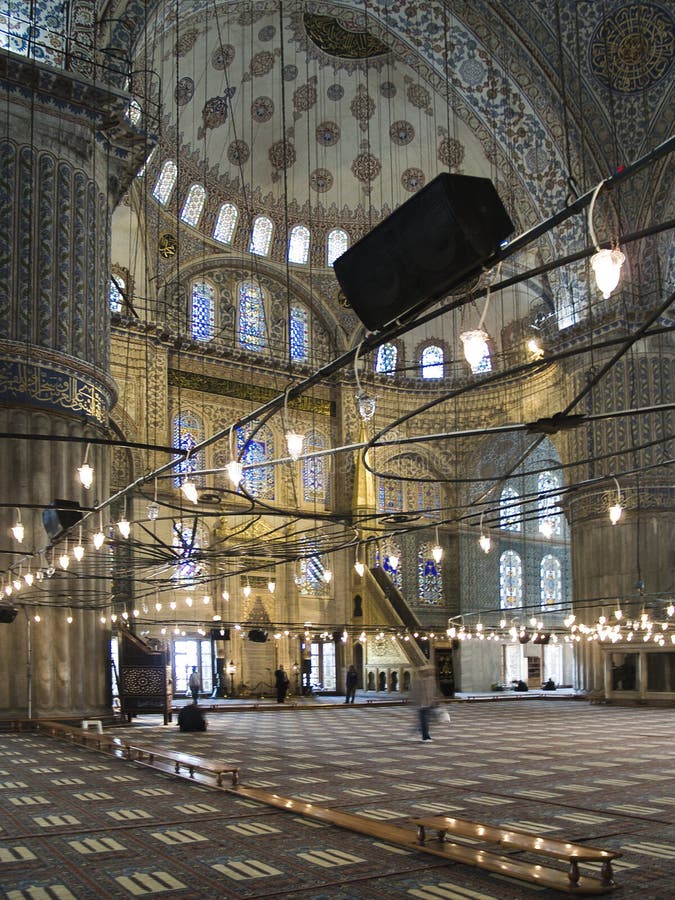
[42,499,83,542]
[248,628,268,643]
[0,606,18,623]
[333,173,514,331]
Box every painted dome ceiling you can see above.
[129,0,673,253]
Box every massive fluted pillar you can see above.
[0,48,149,718]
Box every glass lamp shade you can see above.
[356,390,376,421]
[73,544,85,562]
[78,463,94,489]
[242,582,251,597]
[226,459,243,486]
[285,430,304,461]
[591,248,625,299]
[323,569,333,583]
[59,551,70,570]
[540,519,553,539]
[117,518,131,539]
[354,560,365,577]
[267,580,276,593]
[181,479,199,503]
[460,329,489,368]
[388,554,399,570]
[479,533,491,553]
[609,503,623,525]
[92,530,105,549]
[431,544,443,564]
[146,501,159,520]
[11,521,24,543]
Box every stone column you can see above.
[0,50,150,718]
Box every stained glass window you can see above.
[180,183,206,227]
[378,478,403,513]
[302,432,328,503]
[109,275,124,313]
[238,422,274,499]
[152,160,177,205]
[191,280,215,341]
[288,225,310,264]
[417,480,441,513]
[375,343,397,375]
[538,471,562,536]
[500,550,522,609]
[421,345,444,379]
[376,540,403,590]
[172,522,205,586]
[213,203,238,243]
[172,411,205,487]
[327,228,349,266]
[541,554,562,611]
[238,281,266,351]
[290,304,309,362]
[249,216,273,256]
[500,486,521,531]
[418,541,443,604]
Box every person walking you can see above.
[275,664,289,703]
[410,665,437,742]
[188,666,201,703]
[345,664,358,703]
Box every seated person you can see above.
[512,679,528,691]
[178,702,207,732]
[542,678,556,690]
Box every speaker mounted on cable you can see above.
[333,173,514,332]
[42,499,83,543]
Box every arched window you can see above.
[238,422,274,499]
[302,431,328,504]
[249,215,273,256]
[191,280,215,341]
[375,343,397,375]
[172,411,205,487]
[420,345,444,379]
[378,478,403,513]
[152,159,177,205]
[213,203,238,244]
[295,555,328,595]
[290,304,309,362]
[238,281,266,351]
[500,550,523,610]
[538,471,562,536]
[541,554,562,611]
[172,522,206,587]
[288,225,310,264]
[327,228,349,266]
[418,541,443,604]
[500,486,521,531]
[109,275,124,313]
[180,183,206,227]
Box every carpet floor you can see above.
[1,700,673,898]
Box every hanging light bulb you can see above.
[146,479,160,520]
[59,542,70,570]
[388,552,399,571]
[24,569,34,587]
[222,588,230,602]
[34,611,41,623]
[243,579,251,598]
[431,526,443,564]
[184,596,193,607]
[202,594,210,605]
[591,248,625,299]
[588,181,625,299]
[92,512,105,549]
[225,423,243,486]
[609,476,623,524]
[11,508,24,543]
[77,443,94,489]
[354,340,376,420]
[323,567,333,583]
[73,526,85,562]
[460,329,489,369]
[479,512,491,553]
[66,609,73,624]
[77,463,93,489]
[285,430,304,461]
[284,386,305,460]
[267,579,276,594]
[117,516,131,539]
[526,336,544,359]
[13,575,21,591]
[354,542,365,577]
[540,519,554,539]
[181,478,199,504]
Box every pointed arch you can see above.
[152,159,177,205]
[180,183,206,227]
[249,215,273,256]
[288,224,310,264]
[213,202,238,244]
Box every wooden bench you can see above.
[126,743,239,787]
[232,786,617,894]
[413,815,619,890]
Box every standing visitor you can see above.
[345,665,358,703]
[410,666,437,742]
[275,664,289,703]
[188,666,201,703]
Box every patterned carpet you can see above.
[1,700,674,898]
